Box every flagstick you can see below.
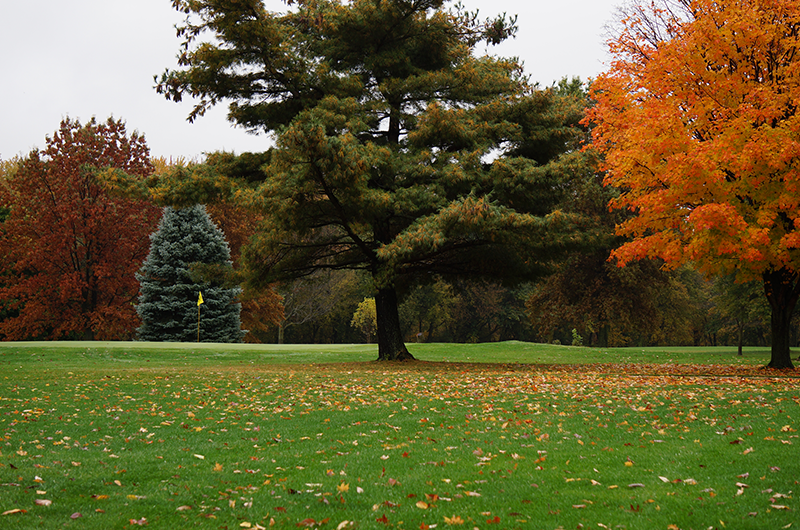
[197,291,203,343]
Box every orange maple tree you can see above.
[0,118,162,340]
[587,0,800,368]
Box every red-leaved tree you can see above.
[0,117,162,340]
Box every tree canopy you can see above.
[0,118,161,340]
[587,0,800,368]
[155,0,590,359]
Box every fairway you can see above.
[0,342,797,529]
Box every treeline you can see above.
[0,117,785,349]
[260,266,779,350]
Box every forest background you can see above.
[0,0,796,354]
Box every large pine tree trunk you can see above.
[375,287,414,361]
[763,268,799,369]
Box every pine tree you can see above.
[136,205,245,342]
[154,0,590,360]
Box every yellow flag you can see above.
[197,291,204,306]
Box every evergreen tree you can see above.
[153,0,590,360]
[137,205,244,342]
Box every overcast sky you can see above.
[0,0,620,161]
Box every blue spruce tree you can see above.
[137,205,245,342]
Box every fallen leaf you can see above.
[771,504,790,510]
[71,513,82,519]
[176,505,192,511]
[416,501,429,509]
[2,509,27,516]
[130,517,147,526]
[444,515,464,525]
[213,462,223,472]
[194,454,205,459]
[34,499,52,506]
[337,482,349,493]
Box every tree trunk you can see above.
[375,287,414,361]
[277,322,285,344]
[763,268,799,369]
[736,319,743,357]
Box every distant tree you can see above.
[446,280,531,343]
[276,269,360,344]
[154,0,588,360]
[351,297,378,343]
[399,278,458,342]
[587,0,800,367]
[0,118,161,340]
[137,205,245,342]
[710,275,770,356]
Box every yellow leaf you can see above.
[444,515,464,525]
[416,501,429,509]
[337,482,349,493]
[213,462,223,472]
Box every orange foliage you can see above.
[586,0,800,281]
[0,118,162,340]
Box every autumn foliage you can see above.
[0,118,161,340]
[587,0,800,367]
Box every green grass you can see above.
[0,339,784,368]
[0,342,797,529]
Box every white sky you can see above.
[0,0,620,161]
